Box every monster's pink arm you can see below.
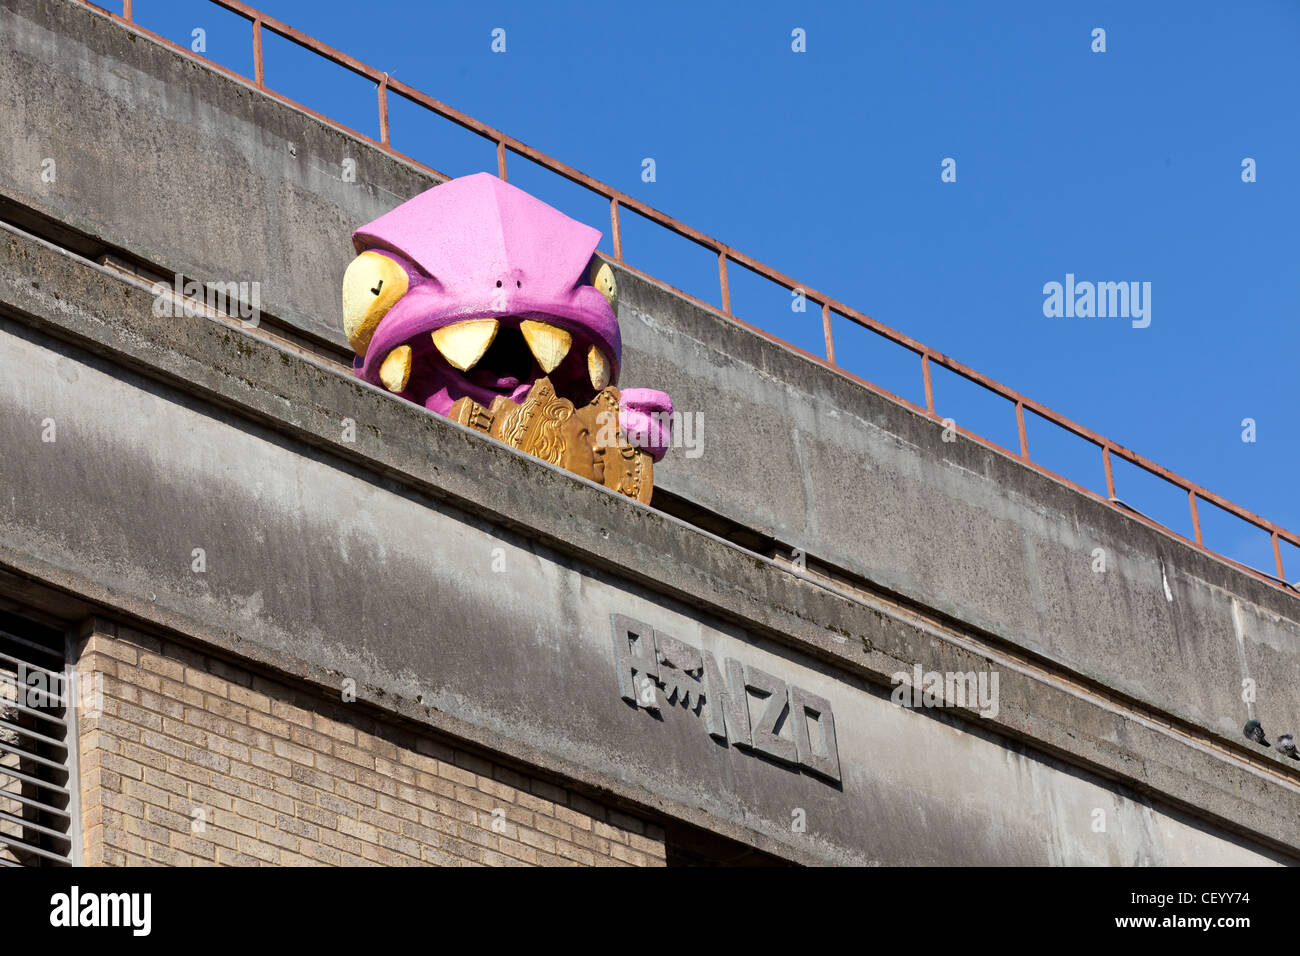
[619,389,673,463]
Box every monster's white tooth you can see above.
[519,320,572,374]
[587,346,611,390]
[431,319,499,372]
[379,345,412,392]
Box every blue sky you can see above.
[126,0,1300,575]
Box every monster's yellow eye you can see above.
[342,251,409,355]
[589,260,617,314]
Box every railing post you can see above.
[252,18,264,88]
[609,198,623,263]
[497,141,507,181]
[1188,490,1202,545]
[1102,446,1116,499]
[821,303,835,365]
[921,354,934,414]
[377,73,390,145]
[123,0,132,22]
[1016,401,1029,459]
[1273,532,1286,582]
[717,249,730,315]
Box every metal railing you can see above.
[87,0,1300,594]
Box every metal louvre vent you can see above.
[0,618,74,866]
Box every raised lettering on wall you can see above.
[609,613,841,784]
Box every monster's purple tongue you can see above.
[467,325,537,392]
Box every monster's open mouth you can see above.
[373,315,614,417]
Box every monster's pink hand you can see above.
[619,389,673,462]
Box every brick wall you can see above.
[74,621,666,866]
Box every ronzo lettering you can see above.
[610,614,840,784]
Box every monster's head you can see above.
[342,172,621,416]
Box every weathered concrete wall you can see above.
[0,297,1277,865]
[5,0,1299,768]
[620,273,1300,756]
[0,225,1294,864]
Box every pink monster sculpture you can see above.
[342,172,672,462]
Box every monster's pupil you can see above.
[371,279,383,295]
